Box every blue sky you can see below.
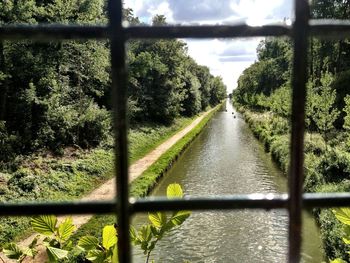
[124,0,293,91]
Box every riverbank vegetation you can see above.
[0,0,226,247]
[232,1,350,261]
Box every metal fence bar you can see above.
[310,19,350,39]
[289,0,310,262]
[125,24,291,39]
[1,21,350,41]
[108,1,131,262]
[2,192,350,216]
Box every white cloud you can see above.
[142,1,174,23]
[185,39,259,91]
[123,0,292,92]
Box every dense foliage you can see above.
[232,1,350,261]
[0,1,226,168]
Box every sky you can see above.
[123,0,293,92]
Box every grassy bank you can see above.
[233,101,350,261]
[0,116,197,245]
[70,103,222,244]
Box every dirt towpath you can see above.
[1,109,213,263]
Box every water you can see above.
[132,101,324,263]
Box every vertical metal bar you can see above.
[108,1,131,262]
[289,0,309,262]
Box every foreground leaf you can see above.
[148,212,167,228]
[102,225,117,250]
[139,225,152,242]
[330,259,347,263]
[2,243,23,260]
[78,235,100,251]
[167,183,183,199]
[46,246,69,262]
[58,217,75,242]
[31,215,57,235]
[86,249,106,263]
[170,210,191,226]
[23,247,37,258]
[333,208,350,225]
[112,244,119,263]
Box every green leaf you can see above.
[333,208,350,225]
[167,183,183,199]
[31,215,57,235]
[130,226,139,242]
[139,225,152,242]
[86,249,106,263]
[102,225,117,250]
[23,247,37,258]
[58,217,75,242]
[148,212,167,228]
[330,259,347,263]
[78,235,100,251]
[343,237,350,244]
[112,244,119,263]
[170,211,191,226]
[2,243,23,260]
[46,246,68,262]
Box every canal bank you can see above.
[133,100,323,263]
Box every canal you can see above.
[133,100,323,263]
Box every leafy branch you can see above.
[2,184,190,263]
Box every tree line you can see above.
[0,1,226,164]
[234,0,350,136]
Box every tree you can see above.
[311,72,339,145]
[210,76,226,106]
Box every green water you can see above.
[132,101,324,263]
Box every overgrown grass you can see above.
[128,117,194,164]
[234,101,350,262]
[70,105,221,244]
[0,116,197,245]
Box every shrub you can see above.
[319,148,350,183]
[7,169,38,193]
[38,99,111,150]
[270,135,290,173]
[318,209,350,261]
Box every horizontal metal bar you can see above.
[2,20,350,41]
[131,192,350,213]
[0,200,116,216]
[130,194,289,212]
[125,24,291,39]
[1,193,350,216]
[0,25,109,40]
[303,192,350,207]
[0,24,290,40]
[309,19,350,39]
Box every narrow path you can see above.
[1,108,213,263]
